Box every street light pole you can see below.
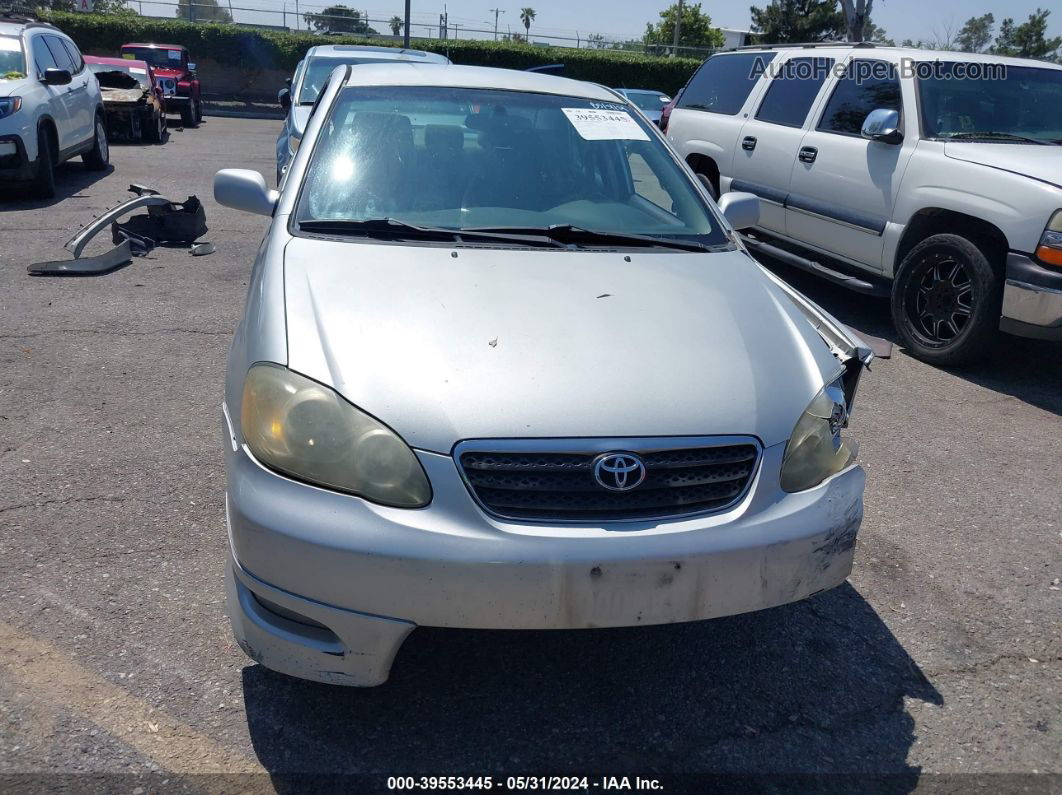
[403,0,411,46]
[672,0,683,55]
[489,7,504,40]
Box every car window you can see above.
[298,57,403,104]
[43,35,76,74]
[30,35,58,76]
[678,52,777,115]
[296,86,726,244]
[624,91,670,112]
[121,47,184,68]
[59,38,85,74]
[818,60,901,136]
[0,34,25,77]
[755,57,833,128]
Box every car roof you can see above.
[306,44,448,63]
[122,42,186,51]
[85,54,151,69]
[721,44,1062,71]
[339,62,619,101]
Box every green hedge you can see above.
[39,11,701,95]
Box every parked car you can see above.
[613,87,672,126]
[667,44,1062,365]
[275,44,450,184]
[85,55,166,143]
[118,42,201,127]
[214,62,872,687]
[659,88,681,133]
[0,16,109,198]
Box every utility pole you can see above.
[293,0,299,31]
[672,0,683,56]
[489,7,504,40]
[403,0,411,46]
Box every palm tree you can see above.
[520,7,535,38]
[389,15,403,36]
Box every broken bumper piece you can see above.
[28,239,132,275]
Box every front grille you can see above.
[457,439,759,522]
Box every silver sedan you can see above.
[215,62,873,686]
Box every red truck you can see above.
[119,43,202,127]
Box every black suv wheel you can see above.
[30,128,55,199]
[891,233,1001,366]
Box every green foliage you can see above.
[519,7,535,36]
[992,9,1061,61]
[388,15,402,36]
[749,0,843,44]
[645,2,724,49]
[955,13,994,53]
[38,10,702,94]
[303,5,376,35]
[174,0,231,24]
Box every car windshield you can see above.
[90,63,151,89]
[919,63,1062,143]
[121,47,182,69]
[295,86,724,244]
[623,91,670,111]
[299,57,410,104]
[0,35,25,78]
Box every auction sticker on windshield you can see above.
[562,108,650,141]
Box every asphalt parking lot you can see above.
[0,117,1059,788]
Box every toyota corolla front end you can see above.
[215,63,872,686]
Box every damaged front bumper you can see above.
[1001,252,1062,342]
[224,418,865,687]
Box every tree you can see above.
[862,17,893,45]
[304,5,377,35]
[992,9,1061,61]
[955,13,994,53]
[174,0,231,23]
[837,0,873,42]
[586,32,607,49]
[389,15,403,36]
[520,7,535,38]
[645,2,725,50]
[749,0,843,44]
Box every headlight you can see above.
[780,379,856,493]
[1036,210,1062,268]
[0,97,22,119]
[240,363,431,508]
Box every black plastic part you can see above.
[28,239,132,275]
[742,234,892,297]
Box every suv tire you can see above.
[181,98,199,128]
[891,232,1001,367]
[30,128,55,199]
[82,114,110,171]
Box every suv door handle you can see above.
[741,136,757,151]
[798,146,818,163]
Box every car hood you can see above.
[0,75,33,96]
[944,142,1062,189]
[282,239,844,453]
[151,66,183,79]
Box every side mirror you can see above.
[717,191,760,231]
[278,87,291,110]
[186,62,197,72]
[43,68,71,86]
[861,108,903,144]
[214,169,279,217]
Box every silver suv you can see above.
[0,16,109,198]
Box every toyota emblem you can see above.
[592,452,647,492]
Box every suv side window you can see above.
[59,37,85,74]
[755,57,833,128]
[818,60,901,135]
[43,35,76,74]
[678,52,777,115]
[30,34,59,77]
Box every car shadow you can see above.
[242,583,940,786]
[760,256,1062,418]
[0,161,114,209]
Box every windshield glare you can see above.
[0,36,24,77]
[121,47,181,68]
[296,86,722,243]
[298,58,409,104]
[919,63,1062,142]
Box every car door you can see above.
[57,37,95,144]
[28,34,74,152]
[786,56,913,270]
[43,35,91,146]
[729,55,836,236]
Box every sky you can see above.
[140,0,1062,49]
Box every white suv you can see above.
[0,17,109,198]
[667,44,1062,365]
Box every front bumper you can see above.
[1001,252,1062,341]
[0,134,34,182]
[224,412,865,686]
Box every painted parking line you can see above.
[0,620,261,774]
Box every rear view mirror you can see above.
[861,108,903,144]
[278,87,291,110]
[214,169,279,217]
[717,192,760,231]
[43,68,71,86]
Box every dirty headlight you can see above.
[780,379,856,493]
[0,97,22,119]
[241,363,431,507]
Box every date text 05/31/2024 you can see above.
[387,776,664,790]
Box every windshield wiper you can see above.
[297,217,563,247]
[464,224,712,252]
[944,131,1055,145]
